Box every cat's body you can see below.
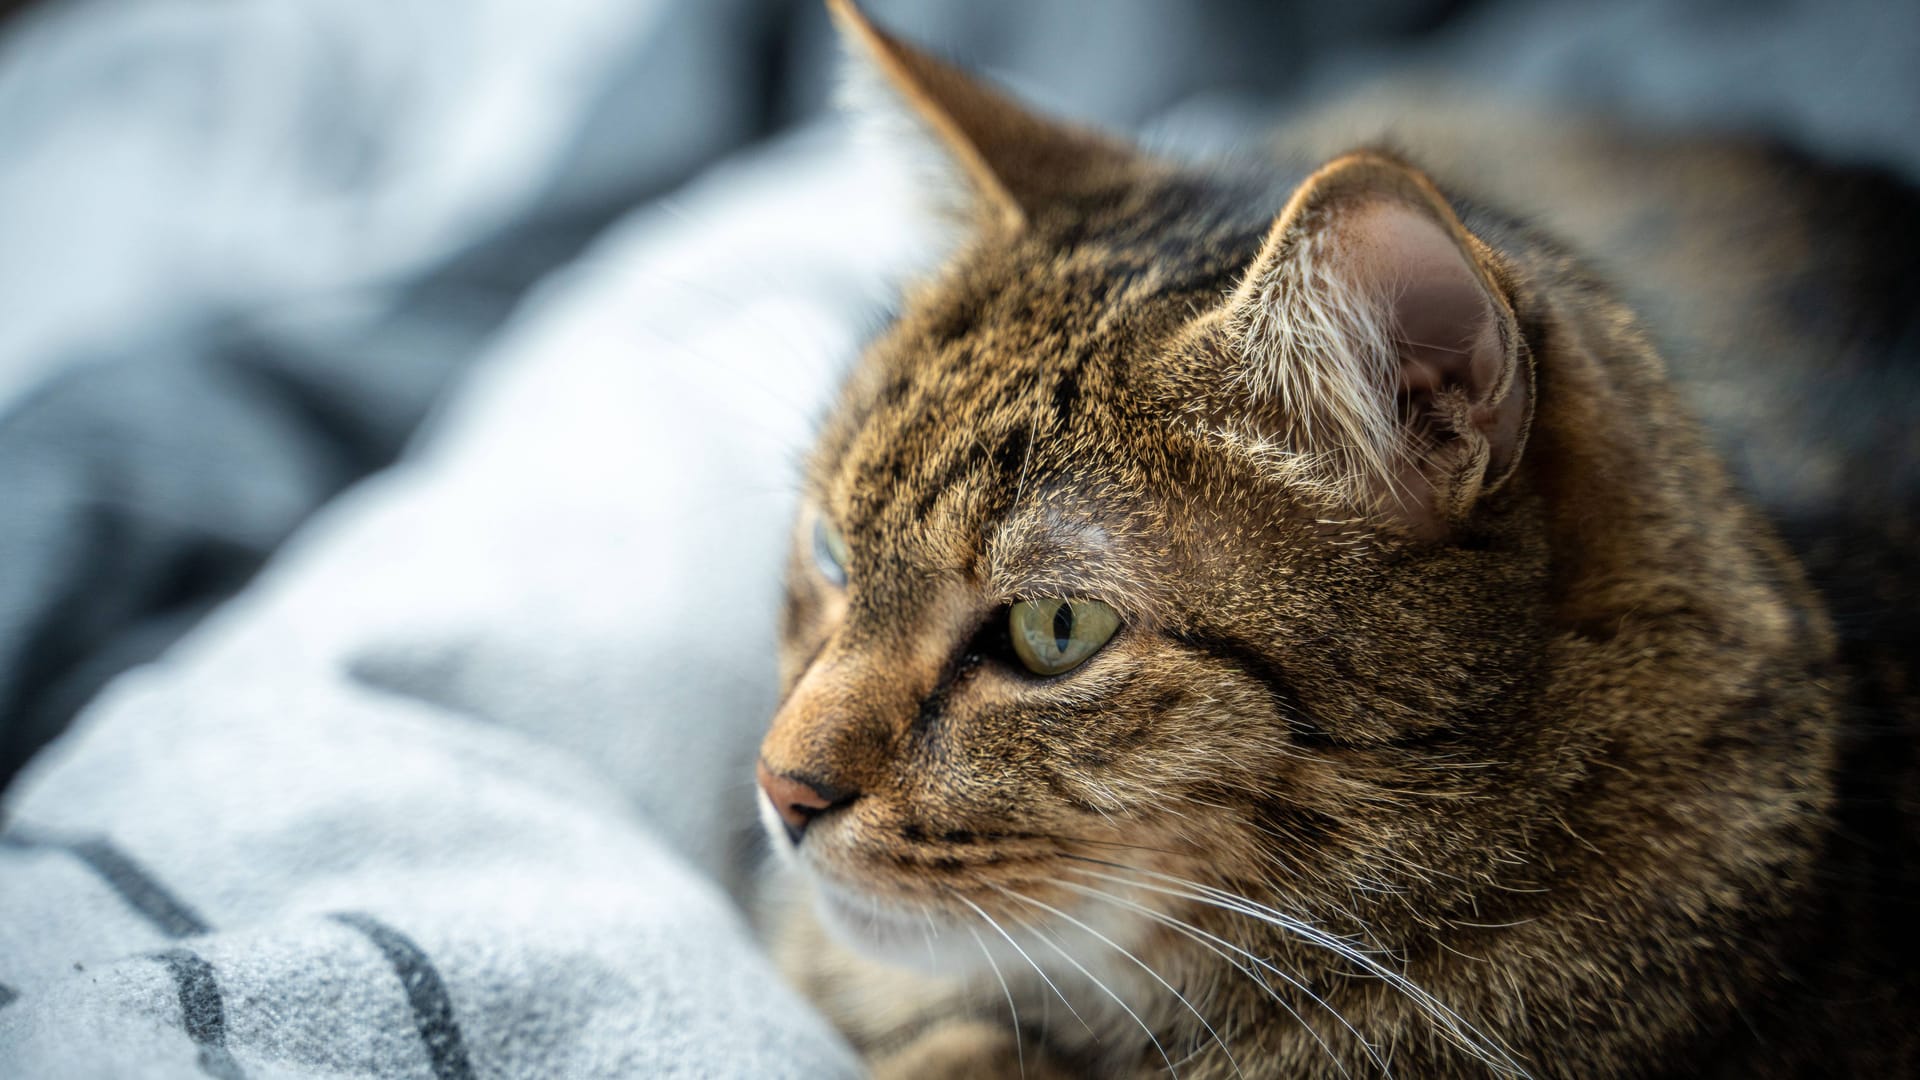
[753,5,1920,1077]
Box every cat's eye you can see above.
[813,517,851,587]
[1008,599,1120,676]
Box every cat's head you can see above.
[758,0,1548,974]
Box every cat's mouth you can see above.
[803,865,1160,988]
[786,829,1163,984]
[782,828,993,971]
[757,774,1166,974]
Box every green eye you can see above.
[813,517,851,586]
[1009,599,1120,676]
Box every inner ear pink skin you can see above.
[1334,197,1529,506]
[1340,200,1502,407]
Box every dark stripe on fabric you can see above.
[155,949,246,1080]
[0,982,17,1008]
[331,912,476,1080]
[0,830,210,937]
[66,838,212,937]
[6,830,240,1072]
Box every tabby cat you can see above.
[754,2,1920,1076]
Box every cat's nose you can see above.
[757,761,859,844]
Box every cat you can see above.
[753,2,1920,1077]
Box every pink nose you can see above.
[756,761,857,844]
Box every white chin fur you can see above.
[806,875,995,974]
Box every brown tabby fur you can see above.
[755,4,1920,1077]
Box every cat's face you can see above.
[757,168,1549,973]
[758,2,1542,977]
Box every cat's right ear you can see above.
[1179,150,1533,538]
[826,0,1136,232]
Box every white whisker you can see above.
[964,922,1026,1079]
[991,881,1244,1078]
[1048,875,1372,1080]
[1061,859,1529,1078]
[1001,901,1179,1076]
[949,890,1096,1038]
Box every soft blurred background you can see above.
[0,1,1915,1073]
[4,0,1918,795]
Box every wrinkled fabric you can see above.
[0,124,928,1077]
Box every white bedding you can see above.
[0,122,939,1078]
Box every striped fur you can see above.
[758,5,1919,1079]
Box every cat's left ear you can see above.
[826,0,1137,232]
[1205,150,1533,537]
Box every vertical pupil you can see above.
[1052,602,1074,653]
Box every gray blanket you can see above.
[0,124,938,1076]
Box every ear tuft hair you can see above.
[1226,211,1409,510]
[1204,151,1531,536]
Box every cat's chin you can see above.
[794,862,1160,997]
[802,873,997,975]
